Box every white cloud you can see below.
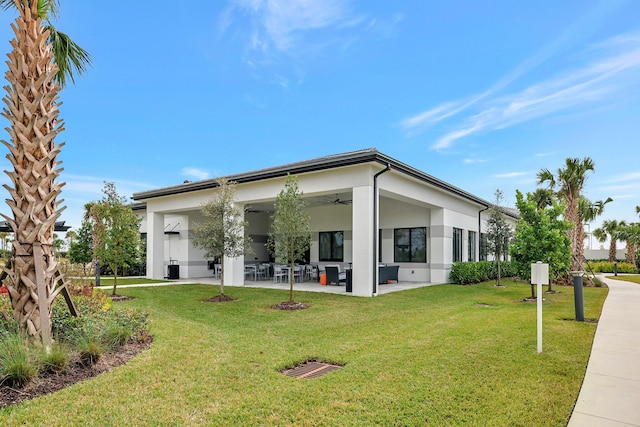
[493,171,529,179]
[181,167,210,180]
[607,172,640,183]
[463,158,489,164]
[223,0,352,53]
[400,30,640,151]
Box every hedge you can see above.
[585,261,637,274]
[449,261,515,285]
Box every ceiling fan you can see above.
[332,196,352,205]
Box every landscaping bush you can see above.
[586,261,637,274]
[0,287,149,388]
[450,261,514,284]
[0,333,37,387]
[38,343,69,374]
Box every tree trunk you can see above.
[289,260,295,302]
[220,262,225,295]
[112,265,118,296]
[609,239,617,262]
[565,198,583,272]
[1,2,63,347]
[626,242,636,267]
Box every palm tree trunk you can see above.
[626,242,636,266]
[565,198,583,272]
[609,239,617,262]
[1,1,63,347]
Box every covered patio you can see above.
[169,276,438,296]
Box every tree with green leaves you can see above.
[192,178,251,297]
[268,174,311,302]
[485,190,513,286]
[593,219,625,262]
[85,183,141,296]
[510,190,571,297]
[68,219,93,276]
[0,0,90,346]
[537,157,595,272]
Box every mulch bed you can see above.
[203,294,237,302]
[110,294,134,302]
[271,301,309,310]
[0,337,152,408]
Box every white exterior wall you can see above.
[138,160,500,291]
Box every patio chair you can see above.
[257,264,269,280]
[325,266,346,286]
[273,265,287,283]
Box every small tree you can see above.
[68,219,93,277]
[192,178,251,297]
[85,183,141,296]
[268,174,311,302]
[485,190,514,286]
[510,190,571,297]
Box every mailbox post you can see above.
[531,262,549,354]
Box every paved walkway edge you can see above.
[568,276,640,426]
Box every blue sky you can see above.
[1,0,639,245]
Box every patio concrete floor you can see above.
[107,276,437,296]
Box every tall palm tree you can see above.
[593,220,625,262]
[537,157,595,272]
[530,188,555,211]
[0,0,90,346]
[618,222,639,267]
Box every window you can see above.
[319,231,344,261]
[480,233,488,261]
[468,231,476,262]
[394,227,426,263]
[452,227,463,262]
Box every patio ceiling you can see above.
[244,191,353,214]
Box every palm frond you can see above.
[46,25,92,87]
[0,0,58,18]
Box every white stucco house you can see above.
[132,148,518,297]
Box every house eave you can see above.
[131,148,516,218]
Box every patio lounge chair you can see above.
[379,265,399,284]
[325,266,346,286]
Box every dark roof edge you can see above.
[132,148,518,219]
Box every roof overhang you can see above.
[132,148,500,210]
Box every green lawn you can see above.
[606,274,640,284]
[0,281,607,426]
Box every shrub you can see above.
[586,261,637,274]
[38,343,69,374]
[74,334,104,366]
[450,261,514,284]
[0,333,37,387]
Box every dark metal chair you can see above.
[325,266,345,286]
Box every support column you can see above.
[430,208,452,283]
[352,185,374,296]
[223,204,247,286]
[147,212,165,280]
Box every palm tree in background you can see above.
[537,157,595,272]
[0,0,90,347]
[530,188,555,211]
[593,220,625,262]
[618,222,640,267]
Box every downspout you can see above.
[478,206,489,261]
[373,164,391,295]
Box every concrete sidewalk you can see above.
[568,276,640,426]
